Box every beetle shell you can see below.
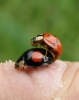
[43,33,62,59]
[15,48,54,68]
[31,33,62,60]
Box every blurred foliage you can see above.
[0,0,79,62]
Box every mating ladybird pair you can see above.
[15,33,62,69]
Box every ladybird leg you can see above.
[15,66,19,70]
[21,57,26,70]
[19,57,26,70]
[46,65,49,67]
[45,49,48,59]
[46,49,48,55]
[15,62,19,69]
[35,67,39,71]
[20,65,24,71]
[52,52,55,59]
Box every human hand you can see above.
[0,60,79,100]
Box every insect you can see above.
[31,33,62,60]
[15,48,54,69]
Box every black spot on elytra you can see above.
[52,43,56,47]
[56,39,59,43]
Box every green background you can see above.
[0,0,79,62]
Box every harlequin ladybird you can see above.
[15,48,54,69]
[31,33,62,60]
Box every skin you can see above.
[0,60,79,100]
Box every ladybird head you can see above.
[15,60,24,68]
[31,34,43,47]
[15,62,19,68]
[31,37,38,47]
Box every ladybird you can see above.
[31,33,62,60]
[15,48,54,69]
